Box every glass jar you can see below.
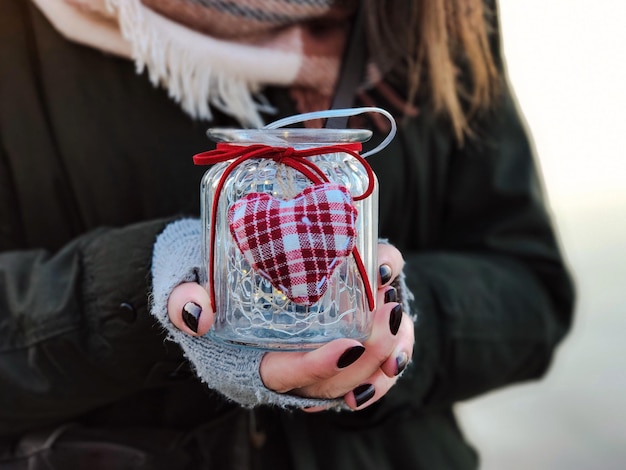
[198,128,378,350]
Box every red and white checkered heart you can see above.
[228,183,358,306]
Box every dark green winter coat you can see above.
[0,1,575,468]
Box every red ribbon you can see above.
[193,143,376,312]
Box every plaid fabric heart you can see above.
[228,183,358,306]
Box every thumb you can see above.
[167,282,215,336]
[260,338,363,394]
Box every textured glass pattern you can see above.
[200,135,378,350]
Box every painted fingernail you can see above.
[353,384,375,407]
[379,264,392,285]
[337,345,366,368]
[384,287,397,304]
[389,304,403,335]
[182,301,202,333]
[389,304,402,336]
[396,352,409,376]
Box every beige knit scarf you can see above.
[33,0,357,128]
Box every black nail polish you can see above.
[337,345,366,368]
[384,287,397,304]
[379,264,392,285]
[182,301,202,333]
[353,384,375,407]
[396,352,409,376]
[338,345,366,368]
[389,304,403,335]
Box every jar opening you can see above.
[206,128,373,146]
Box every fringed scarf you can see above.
[32,0,360,128]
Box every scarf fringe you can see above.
[106,0,277,127]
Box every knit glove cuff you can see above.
[150,218,344,409]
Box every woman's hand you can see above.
[166,243,414,410]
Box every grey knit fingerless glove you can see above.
[151,218,344,409]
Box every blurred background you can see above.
[456,0,626,469]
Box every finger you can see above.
[167,282,214,336]
[375,284,414,378]
[380,311,414,378]
[294,300,400,399]
[377,243,405,287]
[301,405,330,413]
[260,338,364,395]
[344,369,398,410]
[335,300,401,383]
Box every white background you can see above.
[456,1,626,469]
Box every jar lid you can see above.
[206,128,373,146]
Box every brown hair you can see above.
[365,0,500,141]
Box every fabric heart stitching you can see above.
[228,183,358,305]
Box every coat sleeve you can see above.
[0,218,186,437]
[392,80,575,412]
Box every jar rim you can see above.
[206,128,373,145]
